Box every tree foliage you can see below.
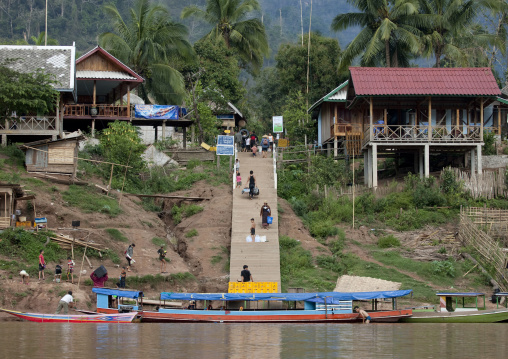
[282,91,314,144]
[0,64,58,118]
[99,0,195,105]
[182,0,269,72]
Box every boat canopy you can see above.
[92,288,143,299]
[160,290,412,302]
[436,292,485,297]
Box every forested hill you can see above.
[0,0,356,55]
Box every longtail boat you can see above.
[93,288,413,323]
[0,309,138,323]
[400,292,508,323]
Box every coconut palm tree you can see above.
[418,0,503,67]
[99,0,194,104]
[31,32,59,46]
[331,0,427,72]
[181,0,269,71]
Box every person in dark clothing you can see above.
[117,267,126,288]
[260,201,271,229]
[248,170,256,200]
[250,132,258,147]
[241,265,253,282]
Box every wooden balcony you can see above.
[331,123,363,137]
[63,104,131,119]
[0,116,58,134]
[362,125,483,147]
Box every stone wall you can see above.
[482,155,508,169]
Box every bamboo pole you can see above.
[107,164,114,196]
[77,244,88,288]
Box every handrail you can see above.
[362,125,483,144]
[273,143,277,190]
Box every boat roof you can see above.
[93,288,143,299]
[160,290,412,302]
[436,292,485,297]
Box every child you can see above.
[65,257,74,284]
[250,218,255,237]
[354,306,371,323]
[236,171,242,188]
[235,158,240,172]
[245,137,251,152]
[19,270,29,285]
[251,144,258,157]
[55,264,62,283]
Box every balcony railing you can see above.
[0,116,57,132]
[331,123,363,137]
[63,104,131,118]
[362,125,483,147]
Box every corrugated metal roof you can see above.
[308,80,349,112]
[0,45,75,91]
[77,70,137,80]
[350,67,501,96]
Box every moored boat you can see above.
[0,308,139,323]
[400,292,508,323]
[93,288,413,323]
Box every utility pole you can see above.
[45,0,48,46]
[300,0,304,46]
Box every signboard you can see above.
[278,139,289,148]
[216,135,234,156]
[273,116,283,133]
[135,105,179,120]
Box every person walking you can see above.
[241,265,253,282]
[38,249,46,281]
[117,267,127,288]
[55,291,74,314]
[260,201,272,229]
[261,136,269,158]
[236,171,242,189]
[65,257,75,284]
[245,136,251,152]
[250,131,258,147]
[248,171,256,200]
[157,246,167,273]
[268,133,274,151]
[234,131,242,150]
[125,243,135,271]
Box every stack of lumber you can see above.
[34,232,106,252]
[409,230,456,247]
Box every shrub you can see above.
[482,130,496,155]
[171,204,204,224]
[307,219,339,239]
[0,229,65,264]
[152,237,167,247]
[185,229,198,238]
[377,235,401,248]
[431,260,456,277]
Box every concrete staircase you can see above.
[229,149,281,291]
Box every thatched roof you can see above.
[334,275,401,292]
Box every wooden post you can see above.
[480,97,484,142]
[55,96,60,136]
[127,84,131,118]
[119,151,132,205]
[352,152,355,228]
[93,80,97,105]
[498,105,501,135]
[369,97,373,141]
[77,244,88,288]
[107,164,114,195]
[456,109,460,127]
[428,97,432,141]
[162,120,166,139]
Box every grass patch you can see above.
[211,255,222,264]
[126,272,195,289]
[152,237,167,247]
[105,229,128,242]
[377,235,401,248]
[185,229,198,238]
[171,204,204,224]
[62,185,121,217]
[0,229,65,265]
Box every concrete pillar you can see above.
[154,126,158,142]
[477,144,482,175]
[333,137,338,158]
[471,148,476,175]
[91,119,95,138]
[162,120,166,139]
[1,134,6,147]
[183,127,187,149]
[364,151,369,185]
[52,134,57,141]
[326,143,331,157]
[372,144,378,188]
[419,149,423,179]
[367,146,373,188]
[413,151,418,174]
[424,144,430,178]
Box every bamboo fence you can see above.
[449,168,507,199]
[459,209,508,292]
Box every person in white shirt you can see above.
[55,291,74,314]
[245,137,251,151]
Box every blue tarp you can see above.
[92,288,143,299]
[134,105,179,120]
[160,290,412,302]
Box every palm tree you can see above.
[181,0,269,71]
[99,0,194,105]
[418,0,503,67]
[31,32,59,45]
[331,0,427,72]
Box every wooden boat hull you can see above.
[0,309,138,323]
[139,309,412,323]
[399,308,508,323]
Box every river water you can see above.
[0,322,506,358]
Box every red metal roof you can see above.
[350,67,500,96]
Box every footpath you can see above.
[229,149,281,291]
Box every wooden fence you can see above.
[459,210,508,292]
[448,168,507,199]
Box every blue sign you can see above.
[217,135,234,156]
[135,105,179,120]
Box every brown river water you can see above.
[0,322,507,358]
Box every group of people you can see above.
[22,250,75,285]
[236,131,274,158]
